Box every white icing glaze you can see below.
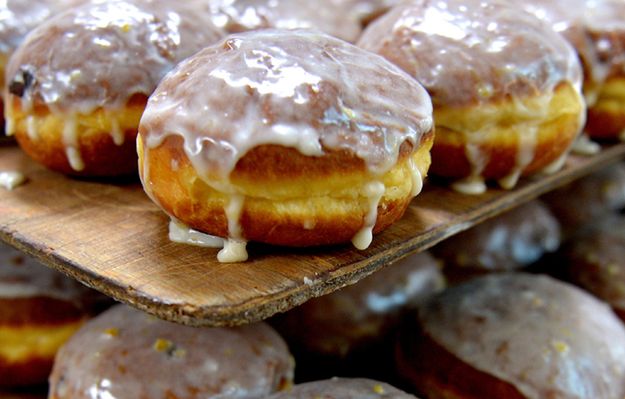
[451,177,487,195]
[49,305,294,399]
[0,170,25,190]
[110,116,123,146]
[358,0,583,106]
[206,0,362,42]
[168,219,224,248]
[352,181,385,250]
[572,133,601,155]
[25,115,37,139]
[140,29,432,183]
[218,239,249,263]
[217,194,249,263]
[4,98,14,135]
[540,151,568,175]
[62,114,84,171]
[408,157,423,197]
[498,125,538,190]
[416,274,625,398]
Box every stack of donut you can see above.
[4,0,625,397]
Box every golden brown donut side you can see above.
[429,83,583,181]
[586,76,625,140]
[140,132,433,247]
[7,95,146,176]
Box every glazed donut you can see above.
[518,0,625,140]
[266,378,418,399]
[5,0,225,176]
[559,216,625,321]
[206,0,362,42]
[138,29,434,262]
[48,305,294,399]
[358,0,585,194]
[271,251,443,381]
[432,200,561,282]
[0,242,110,388]
[0,0,83,132]
[396,273,625,398]
[542,163,625,237]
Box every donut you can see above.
[48,304,294,399]
[271,251,443,381]
[5,0,225,176]
[138,29,434,262]
[0,0,83,132]
[358,0,585,194]
[265,378,418,399]
[432,200,561,282]
[518,0,625,141]
[396,273,625,398]
[0,242,110,388]
[559,216,625,321]
[206,0,362,42]
[542,163,625,237]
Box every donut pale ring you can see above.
[138,29,434,262]
[396,273,625,398]
[4,0,225,176]
[519,0,625,140]
[0,243,109,387]
[206,0,362,42]
[358,0,585,194]
[48,305,294,399]
[266,378,418,399]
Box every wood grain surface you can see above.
[1,143,624,326]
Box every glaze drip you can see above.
[352,181,385,250]
[168,219,224,248]
[0,170,26,190]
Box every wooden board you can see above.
[1,143,624,326]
